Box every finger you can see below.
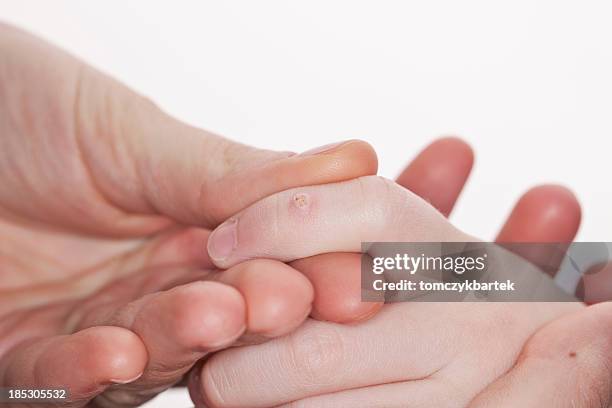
[121,132,378,230]
[127,259,314,340]
[495,185,581,275]
[496,185,581,243]
[576,262,612,304]
[147,227,214,269]
[207,175,468,269]
[396,136,474,217]
[196,303,575,407]
[77,260,314,406]
[294,138,473,324]
[469,303,612,408]
[86,280,246,407]
[280,307,603,408]
[0,25,378,236]
[0,326,147,407]
[208,259,314,340]
[290,253,382,324]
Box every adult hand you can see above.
[0,24,379,407]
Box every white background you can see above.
[1,1,611,406]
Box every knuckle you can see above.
[358,175,396,200]
[285,324,348,388]
[168,282,242,349]
[357,175,404,234]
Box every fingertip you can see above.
[397,136,474,217]
[292,253,383,324]
[76,326,148,385]
[430,136,475,161]
[169,281,247,350]
[525,185,581,225]
[294,139,378,182]
[27,326,148,397]
[496,184,581,275]
[220,260,315,337]
[80,282,247,403]
[402,136,475,176]
[205,139,378,228]
[207,218,239,267]
[497,184,581,242]
[334,139,379,176]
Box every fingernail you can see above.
[108,372,143,385]
[207,218,238,261]
[300,140,348,156]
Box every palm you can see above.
[0,24,200,348]
[0,214,211,348]
[0,28,238,405]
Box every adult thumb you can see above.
[117,102,378,227]
[69,43,377,233]
[0,23,377,235]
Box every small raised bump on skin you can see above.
[292,193,310,211]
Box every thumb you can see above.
[72,45,378,233]
[0,24,377,236]
[129,110,377,227]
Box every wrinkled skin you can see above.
[1,22,604,408]
[0,23,382,407]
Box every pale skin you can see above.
[194,174,612,407]
[1,23,608,408]
[0,24,382,407]
[1,23,500,408]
